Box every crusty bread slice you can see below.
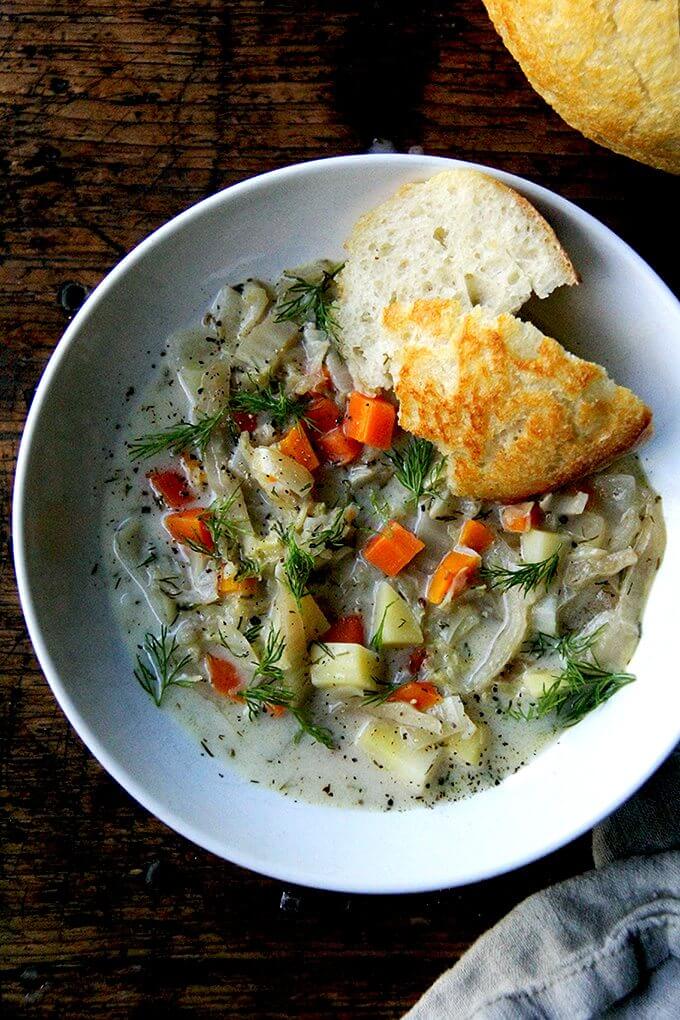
[385,298,651,501]
[337,170,577,393]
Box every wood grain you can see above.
[1,1,677,1017]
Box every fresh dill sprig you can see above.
[361,679,407,706]
[235,556,261,581]
[241,680,292,720]
[524,628,602,660]
[183,489,244,560]
[253,627,286,685]
[203,488,244,550]
[275,524,315,605]
[310,640,334,660]
[242,619,263,644]
[308,507,350,551]
[511,659,635,727]
[230,381,308,429]
[134,626,196,706]
[369,602,395,652]
[274,264,344,340]
[480,551,560,596]
[129,407,229,462]
[291,708,335,748]
[386,438,445,505]
[244,686,334,747]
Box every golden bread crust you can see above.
[385,299,652,501]
[482,0,680,173]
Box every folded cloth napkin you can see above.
[405,749,680,1019]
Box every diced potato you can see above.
[310,643,382,691]
[521,529,566,564]
[448,722,487,767]
[270,581,307,670]
[250,446,314,508]
[356,721,442,788]
[372,582,423,648]
[300,594,329,643]
[521,668,560,699]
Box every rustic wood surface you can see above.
[1,1,678,1016]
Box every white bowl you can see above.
[13,155,680,893]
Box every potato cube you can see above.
[520,529,565,564]
[372,582,423,648]
[448,723,487,767]
[310,643,382,691]
[355,721,442,788]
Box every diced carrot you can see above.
[279,422,320,472]
[427,548,481,605]
[343,392,396,450]
[500,501,543,533]
[388,680,442,711]
[218,570,258,597]
[322,614,365,645]
[147,469,195,509]
[206,654,244,700]
[232,410,258,434]
[306,395,340,434]
[165,508,214,551]
[363,520,425,577]
[265,703,287,718]
[459,518,494,553]
[408,647,428,675]
[316,426,362,465]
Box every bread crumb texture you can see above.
[483,0,680,173]
[337,170,576,393]
[386,298,652,501]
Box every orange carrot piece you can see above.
[265,703,287,718]
[427,549,481,605]
[316,426,362,465]
[500,501,543,533]
[147,469,195,509]
[165,508,213,551]
[363,520,425,577]
[459,518,494,553]
[218,570,258,596]
[306,395,340,434]
[279,422,320,472]
[388,681,442,712]
[206,654,244,700]
[343,392,396,450]
[322,614,365,645]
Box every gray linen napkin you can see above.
[404,749,680,1019]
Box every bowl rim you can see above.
[12,153,680,893]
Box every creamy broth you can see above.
[102,264,665,811]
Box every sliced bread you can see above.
[337,169,577,393]
[385,298,651,501]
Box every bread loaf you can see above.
[483,0,680,173]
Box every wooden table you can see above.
[2,2,677,1016]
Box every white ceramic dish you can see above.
[13,155,680,893]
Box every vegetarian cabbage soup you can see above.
[104,263,665,810]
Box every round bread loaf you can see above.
[482,0,680,174]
